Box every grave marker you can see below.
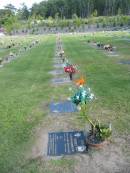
[50,101,77,113]
[49,70,64,75]
[54,64,63,68]
[47,131,87,156]
[52,78,70,84]
[119,60,130,65]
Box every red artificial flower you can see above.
[64,66,76,73]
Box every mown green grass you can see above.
[0,35,55,173]
[83,31,130,60]
[62,33,130,134]
[1,32,130,173]
[0,35,41,60]
[19,158,75,173]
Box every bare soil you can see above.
[27,113,130,173]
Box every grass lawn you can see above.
[0,36,41,60]
[0,35,55,173]
[62,32,130,134]
[0,32,130,173]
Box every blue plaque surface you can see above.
[54,64,63,68]
[47,131,87,156]
[50,101,77,113]
[107,52,119,56]
[52,78,70,84]
[49,70,63,75]
[119,60,130,65]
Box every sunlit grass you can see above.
[62,33,130,134]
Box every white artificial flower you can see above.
[69,87,72,91]
[67,97,71,101]
[82,91,87,97]
[79,85,83,88]
[89,93,94,100]
[76,96,80,100]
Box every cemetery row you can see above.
[11,25,130,36]
[0,37,40,68]
[47,35,112,156]
[87,38,130,64]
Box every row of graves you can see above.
[0,40,39,68]
[47,35,112,156]
[87,40,119,57]
[88,39,130,65]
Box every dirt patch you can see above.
[74,137,130,173]
[27,113,130,173]
[27,114,80,160]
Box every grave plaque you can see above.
[119,60,130,65]
[47,131,87,156]
[53,60,61,64]
[54,64,64,68]
[52,78,70,84]
[107,51,119,57]
[50,101,77,113]
[49,70,63,75]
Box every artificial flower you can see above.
[75,77,85,86]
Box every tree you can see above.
[28,0,130,19]
[4,15,19,33]
[0,4,16,26]
[4,4,17,14]
[18,3,30,20]
[118,8,122,16]
[92,9,98,17]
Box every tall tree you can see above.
[17,3,30,20]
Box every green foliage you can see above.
[30,0,130,19]
[17,3,30,20]
[118,8,122,16]
[98,124,112,141]
[78,98,112,141]
[4,15,20,33]
[92,9,98,17]
[72,13,78,19]
[96,23,99,28]
[102,23,106,28]
[113,21,116,27]
[1,1,130,33]
[55,13,59,21]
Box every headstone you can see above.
[50,101,77,113]
[47,131,87,156]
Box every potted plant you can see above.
[80,104,112,149]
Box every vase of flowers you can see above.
[80,104,112,149]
